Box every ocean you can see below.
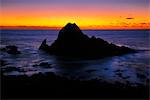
[0,30,150,86]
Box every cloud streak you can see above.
[126,18,134,20]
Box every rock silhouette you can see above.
[39,23,135,59]
[1,45,21,54]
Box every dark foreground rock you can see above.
[1,72,149,99]
[39,23,135,59]
[1,45,21,54]
[0,59,8,66]
[32,62,52,68]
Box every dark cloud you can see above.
[140,23,146,24]
[126,17,134,19]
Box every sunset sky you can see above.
[1,0,150,29]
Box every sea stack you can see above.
[39,23,135,59]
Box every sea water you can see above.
[0,30,150,85]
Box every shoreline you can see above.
[1,72,149,99]
[0,29,150,31]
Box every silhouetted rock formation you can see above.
[39,23,135,59]
[39,39,49,52]
[1,45,21,54]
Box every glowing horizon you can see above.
[1,0,150,29]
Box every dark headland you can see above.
[39,23,135,59]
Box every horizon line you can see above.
[0,26,149,30]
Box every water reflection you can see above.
[50,51,150,85]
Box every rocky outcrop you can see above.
[1,45,21,54]
[39,23,135,59]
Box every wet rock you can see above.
[146,79,149,83]
[116,72,123,77]
[39,62,52,68]
[1,45,21,54]
[86,69,96,73]
[33,62,52,68]
[104,68,108,70]
[39,23,135,59]
[6,45,21,54]
[136,73,146,79]
[115,69,124,78]
[2,66,19,72]
[125,80,130,85]
[114,69,123,72]
[32,64,39,67]
[39,39,49,52]
[122,76,130,80]
[0,47,7,51]
[115,69,130,79]
[0,60,8,66]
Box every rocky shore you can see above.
[1,72,149,99]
